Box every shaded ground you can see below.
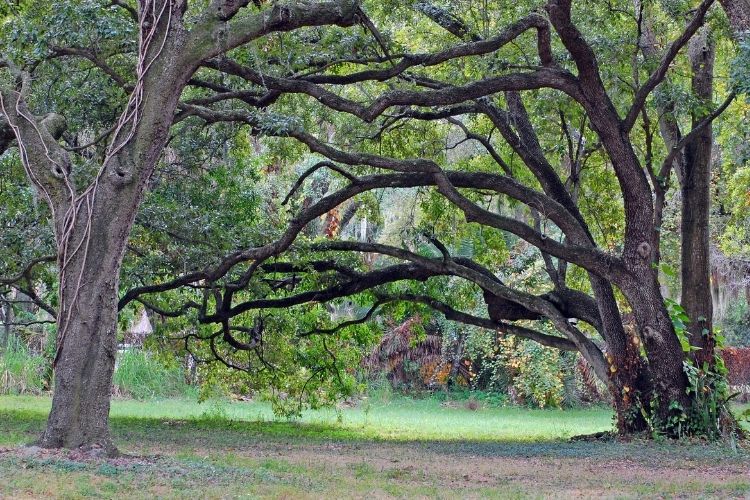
[1,396,749,498]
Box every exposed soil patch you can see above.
[118,438,750,497]
[3,438,750,498]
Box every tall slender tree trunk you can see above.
[682,30,716,366]
[0,295,11,349]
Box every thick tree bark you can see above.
[39,262,120,453]
[0,2,191,452]
[590,277,650,433]
[720,0,750,37]
[620,269,692,422]
[682,31,716,366]
[36,147,144,453]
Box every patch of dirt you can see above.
[212,440,750,494]
[5,440,749,497]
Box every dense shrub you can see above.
[113,350,193,399]
[464,328,511,393]
[0,336,46,395]
[466,331,571,408]
[503,338,568,408]
[362,317,446,389]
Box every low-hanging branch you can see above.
[118,160,620,318]
[379,292,578,351]
[124,238,597,361]
[308,239,609,380]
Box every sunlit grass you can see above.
[0,394,614,444]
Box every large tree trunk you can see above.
[620,266,692,428]
[35,10,194,453]
[681,30,716,366]
[38,193,132,454]
[39,267,119,453]
[589,277,650,433]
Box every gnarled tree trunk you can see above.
[620,268,692,425]
[590,277,650,433]
[39,262,120,453]
[37,173,138,453]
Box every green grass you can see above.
[0,394,614,444]
[0,337,46,395]
[1,395,749,498]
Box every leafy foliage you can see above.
[465,327,570,408]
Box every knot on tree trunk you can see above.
[40,113,67,140]
[637,242,651,259]
[642,326,660,342]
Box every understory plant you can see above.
[0,335,46,395]
[465,328,568,408]
[113,349,193,400]
[651,300,737,439]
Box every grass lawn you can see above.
[0,395,749,498]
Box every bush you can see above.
[113,349,193,399]
[509,340,566,408]
[466,331,568,409]
[0,336,46,395]
[464,328,512,394]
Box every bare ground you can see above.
[2,437,749,498]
